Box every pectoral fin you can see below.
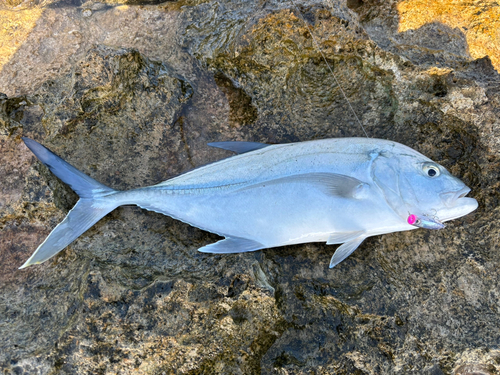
[238,173,368,199]
[198,237,264,253]
[207,141,270,154]
[329,236,366,268]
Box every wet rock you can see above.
[1,0,500,374]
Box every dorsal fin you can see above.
[208,141,270,154]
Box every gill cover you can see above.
[371,150,418,221]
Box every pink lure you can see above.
[407,214,418,225]
[407,213,445,230]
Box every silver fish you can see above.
[19,137,478,269]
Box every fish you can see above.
[18,137,478,269]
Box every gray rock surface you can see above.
[1,0,499,374]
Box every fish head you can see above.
[371,143,478,225]
[401,159,478,223]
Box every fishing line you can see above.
[289,2,452,230]
[289,0,369,138]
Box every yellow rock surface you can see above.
[397,0,500,71]
[0,7,43,72]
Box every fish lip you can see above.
[439,196,478,222]
[456,186,471,199]
[437,185,478,222]
[440,186,471,207]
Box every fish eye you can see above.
[422,163,441,178]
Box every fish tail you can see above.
[19,138,119,269]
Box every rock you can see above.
[1,0,499,374]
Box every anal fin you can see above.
[198,237,264,254]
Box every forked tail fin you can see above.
[20,138,119,269]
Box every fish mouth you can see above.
[438,187,478,222]
[440,187,471,207]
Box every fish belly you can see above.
[128,182,376,248]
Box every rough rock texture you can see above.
[1,0,500,374]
